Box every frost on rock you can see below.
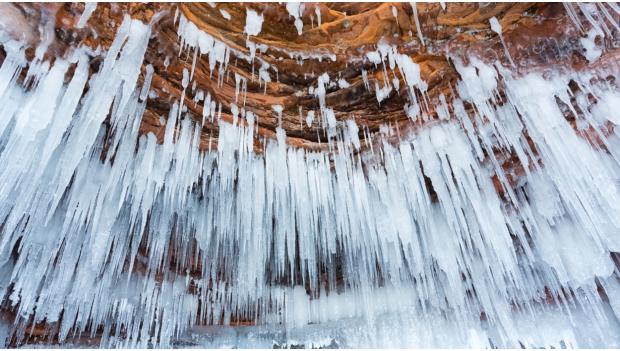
[1,4,620,350]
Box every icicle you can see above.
[374,81,392,104]
[76,2,97,28]
[272,104,283,127]
[315,5,322,27]
[306,110,315,127]
[489,16,516,67]
[220,9,231,21]
[244,8,264,37]
[391,6,399,26]
[410,1,425,46]
[286,2,304,35]
[361,69,370,90]
[258,62,271,94]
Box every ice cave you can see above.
[0,1,619,348]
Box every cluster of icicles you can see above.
[0,8,620,348]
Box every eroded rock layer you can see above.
[5,2,612,150]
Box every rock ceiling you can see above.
[4,2,612,152]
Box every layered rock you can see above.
[3,2,613,150]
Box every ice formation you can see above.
[286,2,304,35]
[219,9,231,21]
[244,9,264,37]
[0,3,619,349]
[489,16,516,67]
[76,3,97,29]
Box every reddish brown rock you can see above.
[2,2,613,154]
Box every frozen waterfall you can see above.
[0,6,620,349]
